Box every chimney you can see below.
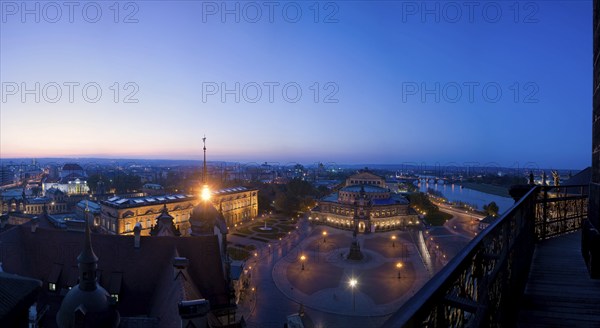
[31,216,38,233]
[133,222,141,248]
[173,257,189,279]
[173,257,189,269]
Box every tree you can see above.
[483,201,499,217]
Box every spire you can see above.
[77,219,99,291]
[151,204,181,237]
[202,135,207,184]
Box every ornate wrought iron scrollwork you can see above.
[535,185,588,240]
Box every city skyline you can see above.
[1,1,592,169]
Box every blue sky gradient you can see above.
[0,1,593,169]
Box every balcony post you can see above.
[542,187,548,240]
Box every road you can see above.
[437,203,484,239]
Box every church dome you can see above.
[56,285,118,328]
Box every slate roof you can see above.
[340,185,388,193]
[0,271,42,323]
[0,225,229,325]
[101,194,195,209]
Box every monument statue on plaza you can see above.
[347,204,364,261]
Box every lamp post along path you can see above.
[349,278,357,312]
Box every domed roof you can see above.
[62,163,84,171]
[189,201,225,236]
[56,285,119,328]
[340,184,388,193]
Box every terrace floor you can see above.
[518,231,600,327]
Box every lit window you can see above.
[111,294,119,302]
[49,283,56,291]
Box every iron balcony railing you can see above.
[535,184,589,240]
[382,185,589,327]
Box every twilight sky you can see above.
[0,1,592,169]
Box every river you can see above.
[418,181,515,215]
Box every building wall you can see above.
[310,210,418,231]
[584,0,600,277]
[100,189,258,235]
[339,190,390,204]
[214,190,258,227]
[592,0,600,230]
[312,202,414,232]
[0,200,25,213]
[100,201,195,236]
[25,203,67,215]
[345,175,386,187]
[0,199,67,215]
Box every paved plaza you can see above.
[272,228,430,316]
[229,211,478,327]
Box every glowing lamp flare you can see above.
[201,185,211,201]
[349,278,357,288]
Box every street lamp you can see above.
[300,255,306,270]
[391,235,396,248]
[201,184,211,201]
[348,278,358,312]
[322,230,327,243]
[396,262,403,279]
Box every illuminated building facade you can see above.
[310,171,417,233]
[42,163,90,195]
[212,187,258,227]
[99,194,196,236]
[98,187,258,236]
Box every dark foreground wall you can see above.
[583,0,600,278]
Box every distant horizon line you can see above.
[0,156,588,172]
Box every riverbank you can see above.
[460,182,511,198]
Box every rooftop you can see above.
[0,271,42,324]
[340,185,389,193]
[101,194,196,208]
[0,225,229,324]
[47,213,86,230]
[212,186,256,196]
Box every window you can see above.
[49,283,56,291]
[111,294,119,302]
[125,222,131,232]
